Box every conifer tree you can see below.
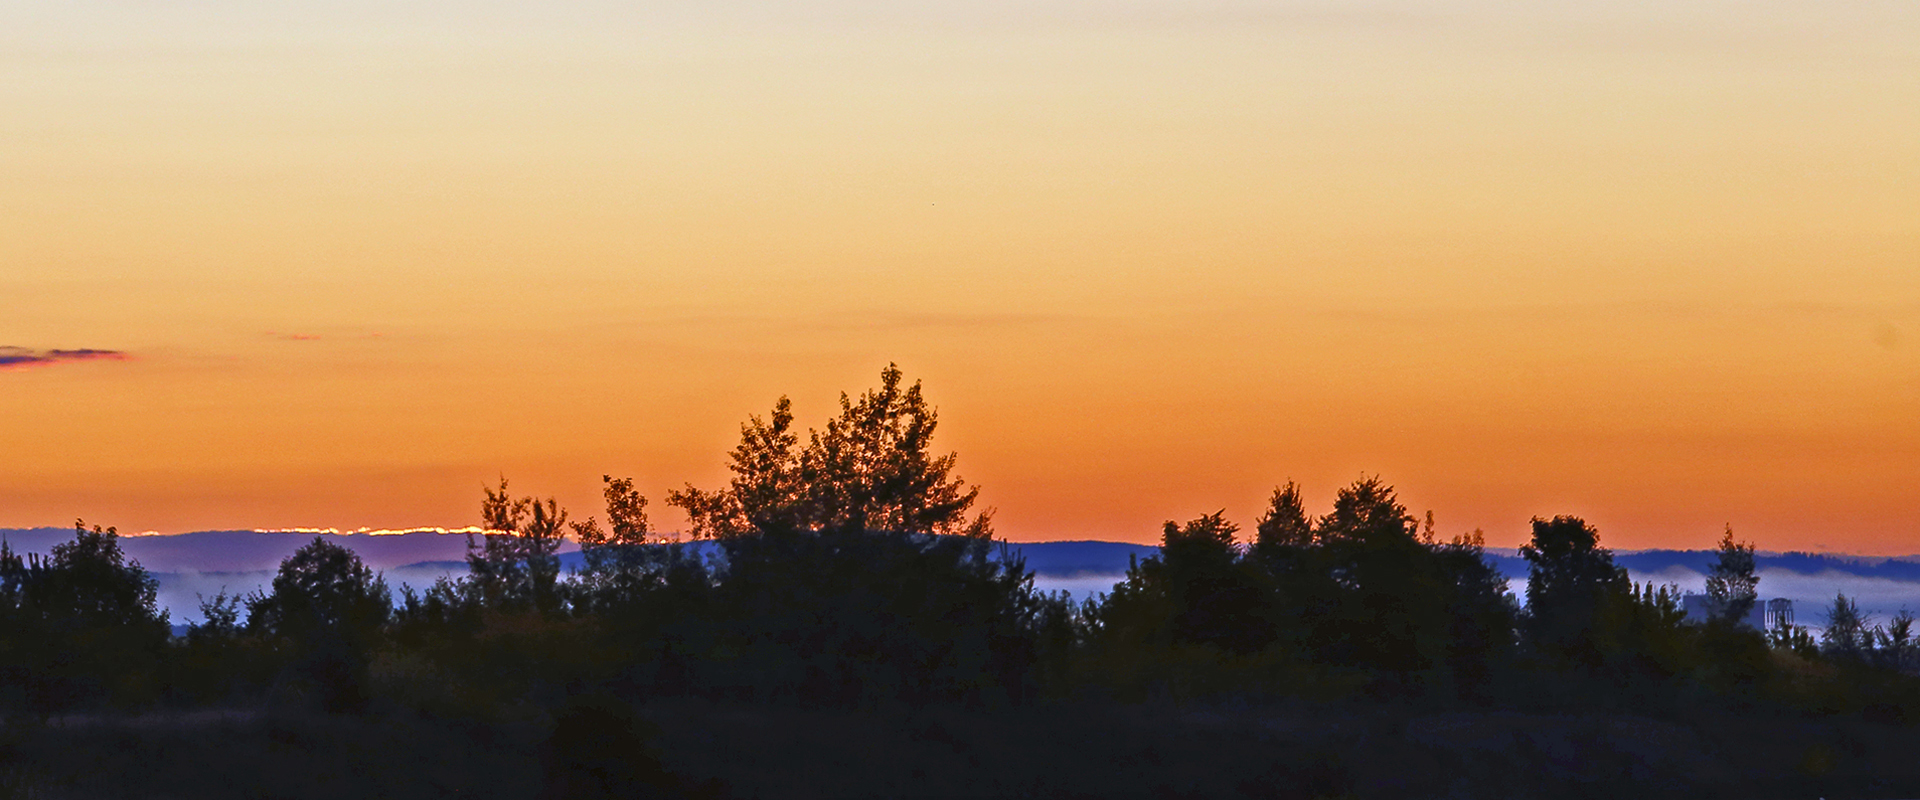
[1705,525,1760,626]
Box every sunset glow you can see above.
[5,0,1916,551]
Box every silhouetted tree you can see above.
[190,589,245,644]
[669,363,990,539]
[1315,476,1417,551]
[1429,529,1520,702]
[1094,478,1516,700]
[1705,525,1759,626]
[467,477,568,615]
[1308,477,1455,687]
[668,397,804,539]
[1243,481,1337,664]
[1768,613,1820,657]
[1108,512,1273,655]
[1878,609,1918,674]
[0,521,168,712]
[665,365,1040,705]
[1822,592,1873,662]
[246,538,392,713]
[1250,481,1313,564]
[247,537,391,646]
[1520,515,1628,671]
[571,475,707,617]
[170,588,267,704]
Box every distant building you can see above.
[1766,597,1793,630]
[1679,593,1789,629]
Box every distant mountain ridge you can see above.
[395,540,1165,577]
[5,527,1919,581]
[11,527,1920,624]
[0,527,573,572]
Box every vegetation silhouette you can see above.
[8,366,1920,797]
[0,521,168,714]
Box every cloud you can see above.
[0,347,130,371]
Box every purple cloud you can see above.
[0,347,131,370]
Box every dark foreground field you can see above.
[5,699,1919,799]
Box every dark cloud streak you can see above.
[0,347,131,370]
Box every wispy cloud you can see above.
[0,347,130,371]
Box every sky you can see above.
[4,0,1917,551]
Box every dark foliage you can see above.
[11,366,1920,798]
[0,521,168,713]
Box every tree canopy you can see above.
[669,364,989,539]
[1705,525,1760,625]
[246,537,390,645]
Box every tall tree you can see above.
[666,366,1037,704]
[1821,592,1873,662]
[1878,609,1917,673]
[669,364,989,538]
[1314,476,1417,550]
[0,521,169,711]
[1310,478,1452,684]
[1251,481,1312,565]
[1520,516,1629,670]
[1153,512,1272,653]
[571,475,707,616]
[246,537,391,646]
[247,537,391,713]
[467,477,567,614]
[670,398,804,540]
[1704,524,1760,626]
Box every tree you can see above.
[0,521,169,712]
[669,364,989,539]
[664,366,1039,704]
[570,475,708,617]
[1429,528,1520,702]
[1877,609,1917,673]
[1119,511,1273,654]
[1767,611,1819,656]
[246,537,391,645]
[1308,481,1513,692]
[1821,592,1873,662]
[1520,516,1629,670]
[466,477,568,614]
[191,590,245,644]
[669,398,803,540]
[246,538,392,713]
[1309,478,1434,675]
[1250,481,1312,565]
[1704,525,1759,626]
[37,521,164,629]
[1314,476,1417,551]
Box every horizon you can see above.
[11,524,1920,560]
[12,525,1920,629]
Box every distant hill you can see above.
[0,527,570,572]
[1001,540,1161,576]
[9,526,1920,582]
[13,527,1920,623]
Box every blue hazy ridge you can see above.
[9,528,1920,624]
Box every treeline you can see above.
[4,365,1919,724]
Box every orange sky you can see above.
[4,0,1917,551]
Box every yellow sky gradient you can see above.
[4,0,1916,551]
